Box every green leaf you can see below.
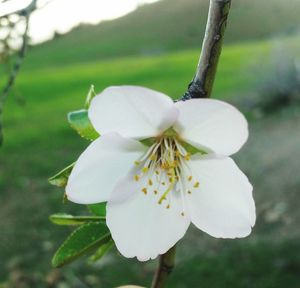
[52,222,110,268]
[49,214,105,226]
[48,162,75,187]
[68,109,99,141]
[84,84,96,109]
[89,239,114,263]
[88,203,106,217]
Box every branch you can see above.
[151,246,176,288]
[182,0,232,100]
[0,0,37,145]
[0,0,37,19]
[150,1,233,286]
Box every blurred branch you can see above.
[0,0,37,18]
[0,0,37,145]
[151,246,176,288]
[182,0,232,100]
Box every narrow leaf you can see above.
[89,239,114,263]
[49,214,105,226]
[68,109,99,141]
[48,162,75,187]
[52,222,110,268]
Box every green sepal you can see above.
[67,109,99,141]
[88,203,106,217]
[84,85,96,109]
[49,214,105,226]
[48,162,75,188]
[181,141,208,155]
[89,239,114,263]
[52,222,111,268]
[139,137,156,147]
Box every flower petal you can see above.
[89,86,178,139]
[66,133,147,204]
[107,171,190,261]
[174,99,248,156]
[186,155,255,238]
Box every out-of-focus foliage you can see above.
[256,46,300,114]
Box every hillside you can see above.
[27,0,300,68]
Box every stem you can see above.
[151,1,233,286]
[182,0,232,100]
[151,246,176,288]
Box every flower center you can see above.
[133,135,200,216]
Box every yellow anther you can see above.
[161,163,167,169]
[188,190,192,194]
[166,204,170,209]
[134,161,141,166]
[150,154,156,161]
[134,175,140,182]
[187,176,192,181]
[148,179,153,186]
[154,190,158,195]
[169,177,173,183]
[193,181,200,188]
[181,212,185,216]
[155,170,160,175]
[142,188,148,195]
[161,182,166,186]
[185,153,191,161]
[142,167,149,173]
[175,175,179,181]
[172,160,178,167]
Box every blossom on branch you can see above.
[66,86,256,261]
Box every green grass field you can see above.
[28,0,300,67]
[1,37,300,287]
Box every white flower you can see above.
[66,86,256,261]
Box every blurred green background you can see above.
[1,0,300,287]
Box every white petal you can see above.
[107,172,190,261]
[174,99,248,156]
[66,133,147,204]
[89,86,178,139]
[186,155,255,238]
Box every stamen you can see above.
[150,154,156,161]
[185,153,191,161]
[142,167,149,173]
[134,135,200,215]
